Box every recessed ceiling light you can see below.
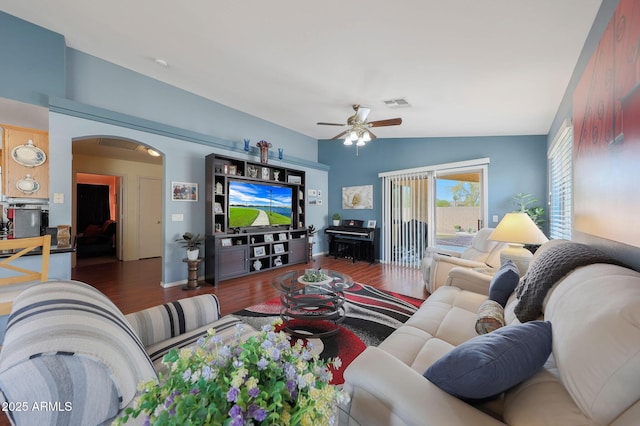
[154,58,169,68]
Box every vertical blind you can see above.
[381,171,430,267]
[548,120,573,240]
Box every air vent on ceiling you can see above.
[97,138,140,150]
[382,98,411,108]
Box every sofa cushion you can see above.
[543,264,640,425]
[126,293,221,347]
[423,321,552,400]
[0,354,120,425]
[488,260,519,307]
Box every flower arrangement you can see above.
[115,320,348,426]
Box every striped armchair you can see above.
[0,280,256,425]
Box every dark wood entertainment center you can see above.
[204,153,308,286]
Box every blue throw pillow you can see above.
[489,260,520,307]
[423,321,552,400]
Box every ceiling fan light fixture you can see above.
[356,137,366,146]
[343,138,353,146]
[349,130,358,140]
[363,131,371,142]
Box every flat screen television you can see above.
[228,180,293,228]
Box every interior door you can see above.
[138,177,162,259]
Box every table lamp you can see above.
[489,212,549,276]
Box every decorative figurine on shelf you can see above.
[278,148,283,160]
[273,170,280,181]
[244,138,250,152]
[274,256,283,267]
[256,140,272,164]
[253,259,262,271]
[215,182,223,194]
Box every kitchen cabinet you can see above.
[0,124,49,199]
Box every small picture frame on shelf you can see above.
[262,167,270,180]
[229,165,237,175]
[288,175,302,184]
[254,246,266,257]
[367,220,377,228]
[278,233,288,241]
[264,233,274,242]
[214,202,224,214]
[221,238,233,247]
[273,243,285,254]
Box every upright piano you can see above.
[325,220,379,263]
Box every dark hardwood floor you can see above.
[72,255,428,315]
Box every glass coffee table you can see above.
[272,269,354,338]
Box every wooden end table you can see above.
[182,258,203,290]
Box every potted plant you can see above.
[176,232,204,260]
[307,225,317,243]
[115,320,347,425]
[332,213,341,226]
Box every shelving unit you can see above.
[205,153,308,286]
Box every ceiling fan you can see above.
[317,104,402,146]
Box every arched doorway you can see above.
[72,137,163,264]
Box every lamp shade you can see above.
[489,212,548,245]
[489,212,548,276]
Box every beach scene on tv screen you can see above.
[229,181,293,227]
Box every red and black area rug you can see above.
[232,283,424,384]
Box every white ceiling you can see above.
[1,0,602,140]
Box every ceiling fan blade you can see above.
[317,122,346,126]
[368,118,402,127]
[331,130,348,140]
[355,106,371,122]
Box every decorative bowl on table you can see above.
[297,270,333,286]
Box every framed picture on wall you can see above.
[172,182,198,202]
[367,220,377,228]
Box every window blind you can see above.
[548,120,573,240]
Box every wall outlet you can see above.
[492,214,499,223]
[53,193,64,204]
[171,214,184,222]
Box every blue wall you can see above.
[0,13,330,286]
[0,12,65,106]
[318,135,548,233]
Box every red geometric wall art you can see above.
[573,0,640,247]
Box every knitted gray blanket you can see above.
[514,242,623,322]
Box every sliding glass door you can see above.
[380,159,488,267]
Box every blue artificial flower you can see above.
[202,365,212,380]
[248,403,268,422]
[257,357,269,370]
[227,387,240,402]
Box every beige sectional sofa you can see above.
[343,239,640,425]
